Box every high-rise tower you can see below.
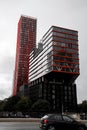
[13,15,37,96]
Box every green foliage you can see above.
[0,101,5,112]
[3,96,21,112]
[78,100,87,113]
[1,96,87,114]
[15,96,32,112]
[31,99,50,112]
[0,96,32,113]
[0,97,50,113]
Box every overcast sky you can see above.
[0,0,87,103]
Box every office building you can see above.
[13,15,37,96]
[28,26,79,112]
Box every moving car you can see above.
[39,114,87,130]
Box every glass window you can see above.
[55,115,62,121]
[63,115,73,122]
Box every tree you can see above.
[15,96,32,113]
[78,100,87,113]
[0,100,5,112]
[3,96,20,112]
[31,99,50,112]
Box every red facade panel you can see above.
[51,26,80,83]
[13,16,37,96]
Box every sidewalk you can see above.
[78,119,87,123]
[0,118,40,122]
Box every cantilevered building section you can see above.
[29,26,79,112]
[13,15,37,96]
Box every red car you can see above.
[39,114,87,130]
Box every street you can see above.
[0,122,40,130]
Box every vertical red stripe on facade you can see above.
[13,16,37,96]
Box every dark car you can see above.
[39,114,87,130]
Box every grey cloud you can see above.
[0,55,15,74]
[0,81,12,100]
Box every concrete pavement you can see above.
[0,118,40,122]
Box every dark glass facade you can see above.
[29,26,79,113]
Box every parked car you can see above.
[39,114,87,130]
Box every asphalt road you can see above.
[0,122,40,130]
